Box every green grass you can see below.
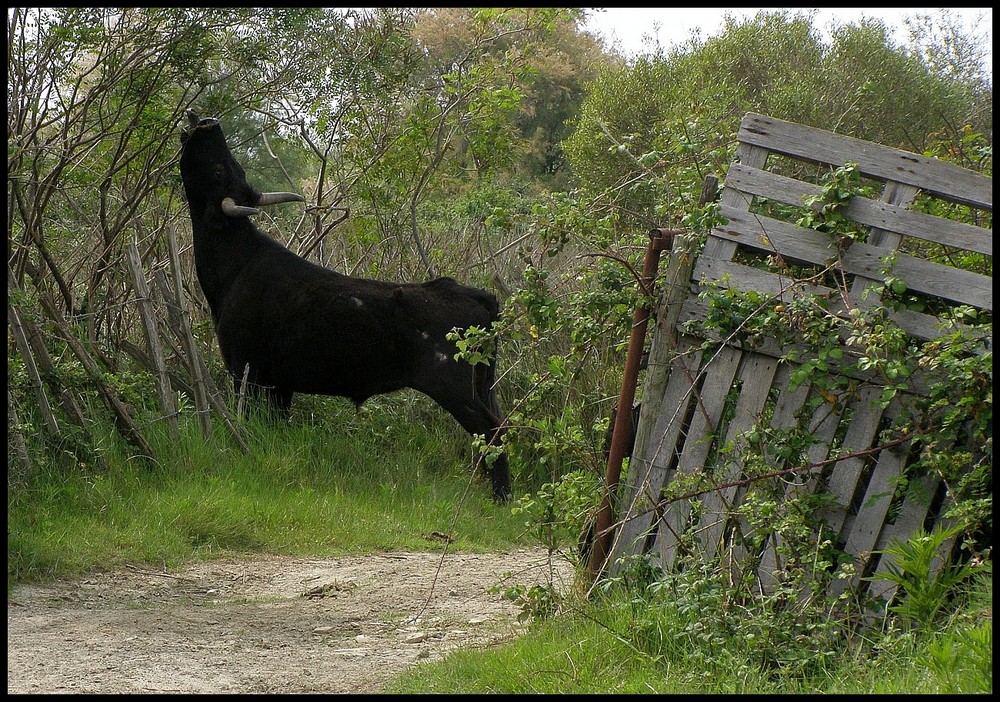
[384,569,992,694]
[8,394,534,590]
[9,394,991,695]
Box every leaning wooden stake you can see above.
[36,292,155,458]
[153,249,250,452]
[8,302,60,437]
[8,388,34,482]
[125,241,179,441]
[165,225,213,438]
[8,263,59,436]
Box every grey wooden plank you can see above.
[693,254,834,301]
[816,385,887,536]
[865,471,940,608]
[724,163,992,256]
[714,206,993,309]
[738,113,993,209]
[631,236,701,461]
[690,258,983,342]
[801,397,853,489]
[760,385,843,593]
[768,363,814,434]
[829,402,908,598]
[636,339,704,473]
[756,365,814,592]
[846,180,921,348]
[689,352,780,562]
[608,338,703,569]
[702,143,769,261]
[125,242,179,441]
[714,204,847,260]
[715,354,788,583]
[842,243,993,311]
[652,343,745,569]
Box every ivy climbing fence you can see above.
[603,113,992,623]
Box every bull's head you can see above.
[179,110,304,218]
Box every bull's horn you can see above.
[257,192,305,206]
[221,197,260,217]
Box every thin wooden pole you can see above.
[125,241,179,440]
[165,225,213,437]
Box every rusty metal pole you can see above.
[587,228,677,580]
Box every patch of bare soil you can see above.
[7,548,574,694]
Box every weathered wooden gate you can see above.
[604,113,992,614]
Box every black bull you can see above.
[178,111,511,502]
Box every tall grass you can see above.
[7,392,534,591]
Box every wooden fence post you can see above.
[125,241,179,441]
[165,225,213,438]
[36,292,155,458]
[8,389,34,483]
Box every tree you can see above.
[562,10,993,232]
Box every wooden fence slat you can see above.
[8,389,34,481]
[829,403,908,598]
[638,346,704,476]
[689,258,969,342]
[630,234,701,459]
[21,317,91,433]
[842,240,992,310]
[125,242,179,441]
[865,471,939,609]
[152,264,250,453]
[165,225,214,438]
[8,303,60,436]
[701,142,769,261]
[723,163,992,255]
[757,385,844,594]
[609,338,703,568]
[818,385,887,536]
[8,263,59,435]
[652,343,744,568]
[723,355,788,577]
[714,206,993,309]
[690,352,779,562]
[755,365,812,592]
[738,113,993,209]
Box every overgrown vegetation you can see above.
[7,6,992,694]
[385,563,992,693]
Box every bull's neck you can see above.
[190,216,275,323]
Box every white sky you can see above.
[583,7,993,78]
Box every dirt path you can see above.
[7,548,574,694]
